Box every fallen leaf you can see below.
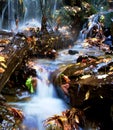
[81,75,91,79]
[0,67,5,73]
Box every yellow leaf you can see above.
[0,56,5,62]
[110,66,113,71]
[1,63,7,68]
[81,75,91,79]
[59,117,67,121]
[85,91,90,100]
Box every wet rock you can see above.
[0,30,13,37]
[53,55,113,129]
[46,49,58,59]
[2,59,37,96]
[0,102,23,129]
[0,94,6,102]
[0,115,3,123]
[105,50,113,55]
[68,49,78,55]
[85,38,110,51]
[76,55,97,63]
[110,45,113,50]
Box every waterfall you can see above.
[79,14,100,40]
[20,64,69,130]
[8,0,15,30]
[1,4,8,29]
[23,0,41,23]
[79,9,113,41]
[53,0,57,15]
[0,0,62,30]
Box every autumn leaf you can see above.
[1,62,7,68]
[0,67,5,73]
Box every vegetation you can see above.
[104,12,113,27]
[54,0,97,26]
[45,108,85,130]
[0,0,113,130]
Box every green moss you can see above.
[104,12,113,28]
[54,1,97,26]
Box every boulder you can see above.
[53,55,113,129]
[68,49,79,55]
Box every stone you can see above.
[68,49,79,55]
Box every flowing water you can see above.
[9,40,104,130]
[21,64,69,130]
[1,1,112,129]
[10,59,71,130]
[0,0,63,30]
[4,6,106,129]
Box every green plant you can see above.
[104,12,113,27]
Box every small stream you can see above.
[0,0,112,129]
[8,39,104,130]
[20,63,69,130]
[9,59,69,130]
[6,9,107,130]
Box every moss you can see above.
[104,12,113,28]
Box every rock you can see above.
[53,55,113,129]
[77,55,85,63]
[0,102,23,129]
[105,50,113,55]
[76,55,97,63]
[0,94,6,102]
[0,30,13,37]
[0,115,3,123]
[68,49,79,55]
[110,46,113,50]
[46,49,58,59]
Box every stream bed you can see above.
[7,40,105,130]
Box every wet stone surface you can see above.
[0,102,23,130]
[53,55,113,129]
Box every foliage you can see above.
[104,12,113,28]
[87,0,109,11]
[44,108,85,130]
[54,1,97,26]
[99,15,105,24]
[87,4,97,16]
[54,6,81,25]
[63,0,82,6]
[25,77,34,93]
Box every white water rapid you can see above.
[18,62,69,130]
[0,0,63,30]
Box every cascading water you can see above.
[80,9,113,40]
[15,63,69,130]
[23,0,41,23]
[53,0,57,15]
[80,14,100,39]
[8,0,15,30]
[0,0,62,30]
[1,4,8,29]
[71,12,106,57]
